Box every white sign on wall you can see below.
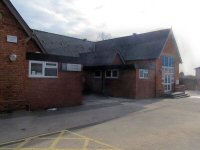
[176,80,179,85]
[62,63,82,72]
[7,35,18,43]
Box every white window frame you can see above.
[29,60,58,78]
[162,66,175,84]
[105,69,119,79]
[94,70,102,78]
[139,69,149,79]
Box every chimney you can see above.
[132,33,137,36]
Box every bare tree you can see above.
[97,32,112,41]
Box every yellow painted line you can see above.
[50,130,65,149]
[16,138,32,149]
[66,130,86,139]
[39,138,85,140]
[66,130,121,150]
[82,138,89,150]
[0,130,123,150]
[0,131,61,147]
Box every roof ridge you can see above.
[32,29,94,43]
[95,28,171,43]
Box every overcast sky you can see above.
[11,0,200,75]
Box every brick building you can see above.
[195,67,200,90]
[0,0,183,111]
[0,0,84,111]
[82,29,182,98]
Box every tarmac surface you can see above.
[1,91,200,150]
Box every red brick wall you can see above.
[126,33,181,98]
[85,33,180,99]
[0,1,82,111]
[113,54,124,65]
[104,70,136,98]
[84,70,136,98]
[0,1,33,111]
[127,60,156,99]
[25,65,83,110]
[84,71,103,93]
[156,33,180,96]
[135,69,156,99]
[84,54,136,98]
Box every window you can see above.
[106,70,112,78]
[162,56,174,67]
[139,69,149,79]
[30,62,43,76]
[94,71,102,78]
[105,69,119,79]
[29,61,58,78]
[45,63,58,77]
[112,70,119,78]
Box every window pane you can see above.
[112,70,118,77]
[106,70,111,77]
[144,70,148,73]
[45,68,57,77]
[46,63,57,67]
[172,57,174,67]
[139,70,143,78]
[168,85,170,90]
[169,57,171,67]
[168,76,170,83]
[31,63,43,76]
[144,72,148,78]
[165,56,168,66]
[165,85,168,90]
[165,76,168,83]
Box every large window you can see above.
[139,69,149,79]
[105,69,119,79]
[162,56,174,67]
[29,61,58,78]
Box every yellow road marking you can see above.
[50,131,65,149]
[82,138,89,150]
[0,130,122,150]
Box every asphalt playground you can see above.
[1,91,200,150]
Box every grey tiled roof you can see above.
[32,29,174,66]
[80,49,123,66]
[95,29,170,61]
[33,30,95,57]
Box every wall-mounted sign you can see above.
[62,63,82,72]
[7,35,18,43]
[176,80,179,85]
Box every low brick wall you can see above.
[175,85,185,92]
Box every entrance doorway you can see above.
[164,74,172,93]
[162,67,175,93]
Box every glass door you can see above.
[164,74,172,93]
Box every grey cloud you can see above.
[10,0,98,40]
